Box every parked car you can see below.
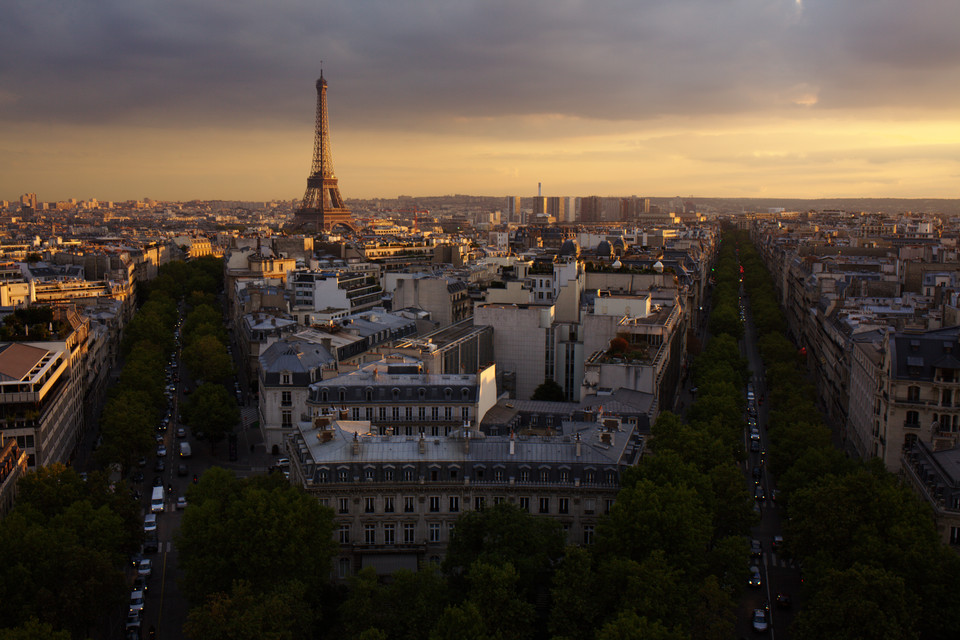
[143,514,157,534]
[156,444,166,457]
[176,496,187,510]
[772,535,784,552]
[154,459,165,473]
[176,427,186,438]
[137,558,152,578]
[751,608,769,633]
[133,575,148,593]
[750,538,763,559]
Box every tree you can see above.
[531,378,565,402]
[175,469,337,605]
[595,479,712,577]
[184,580,313,640]
[182,383,240,447]
[337,567,449,640]
[443,502,566,601]
[0,619,70,640]
[595,611,685,640]
[183,334,233,383]
[794,564,918,640]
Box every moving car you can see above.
[176,496,188,510]
[137,558,152,577]
[143,513,157,534]
[129,590,145,614]
[750,538,763,559]
[748,565,762,588]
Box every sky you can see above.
[2,0,960,203]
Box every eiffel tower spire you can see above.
[289,71,354,233]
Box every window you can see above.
[352,407,360,420]
[429,523,441,542]
[449,496,460,512]
[906,411,921,427]
[558,497,569,514]
[540,469,550,482]
[338,558,351,579]
[584,499,595,515]
[494,469,504,482]
[474,496,485,511]
[339,525,350,544]
[430,469,439,481]
[560,469,569,483]
[494,496,505,505]
[951,527,960,546]
[405,407,413,420]
[431,407,439,421]
[384,524,395,545]
[282,373,291,385]
[605,499,615,514]
[539,497,550,514]
[585,470,596,483]
[318,470,329,483]
[519,497,530,512]
[379,407,387,421]
[907,386,920,402]
[449,468,458,480]
[444,407,452,420]
[338,469,348,482]
[365,524,376,545]
[583,525,594,545]
[419,407,426,420]
[429,496,440,512]
[404,496,415,513]
[338,498,349,514]
[384,469,394,482]
[281,411,292,427]
[520,469,530,482]
[365,407,374,420]
[366,389,374,402]
[365,468,375,482]
[461,407,469,421]
[384,496,395,513]
[404,523,416,543]
[392,407,400,421]
[403,468,414,482]
[364,497,375,513]
[281,391,292,406]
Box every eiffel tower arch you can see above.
[288,72,358,234]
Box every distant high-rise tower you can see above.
[289,72,353,233]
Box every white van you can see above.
[180,441,192,458]
[151,486,165,513]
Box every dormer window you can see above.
[282,372,291,385]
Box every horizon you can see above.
[3,2,960,203]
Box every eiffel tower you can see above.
[289,71,354,233]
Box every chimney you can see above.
[419,432,426,455]
[509,430,515,456]
[464,426,470,455]
[575,432,581,458]
[351,431,360,456]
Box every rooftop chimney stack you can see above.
[575,432,581,458]
[351,431,360,456]
[509,430,515,456]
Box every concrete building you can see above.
[286,415,643,578]
[393,276,471,329]
[289,269,383,325]
[901,439,960,547]
[0,320,88,469]
[304,357,498,437]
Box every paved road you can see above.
[735,284,803,639]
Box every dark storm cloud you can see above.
[2,0,959,131]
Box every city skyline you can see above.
[3,1,960,203]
